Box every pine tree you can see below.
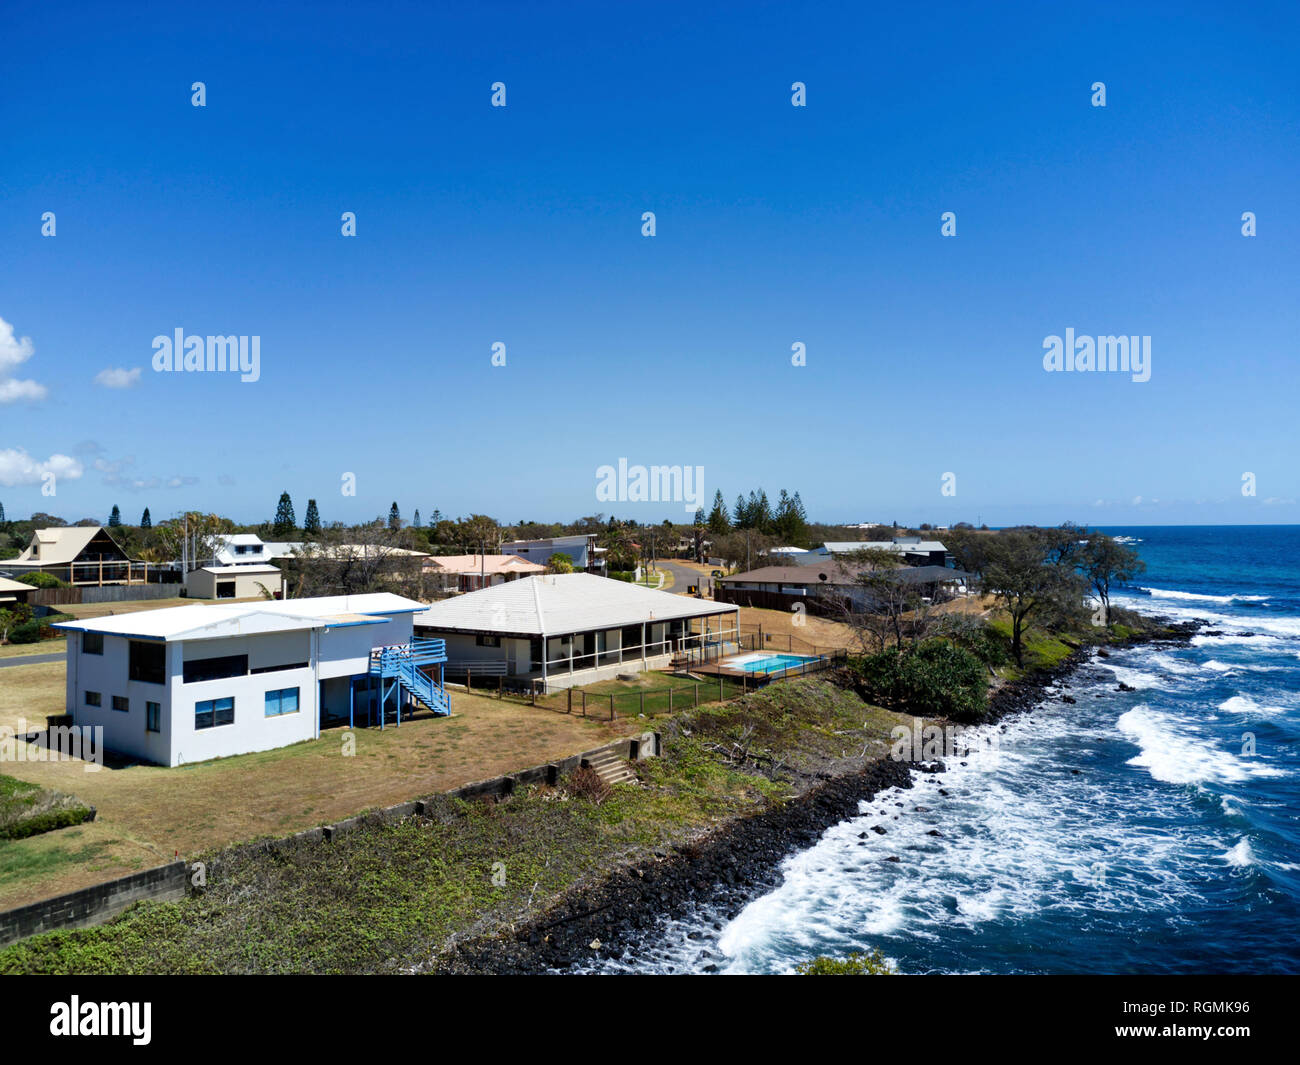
[733,494,749,529]
[273,492,296,537]
[140,507,151,529]
[303,499,321,535]
[693,506,705,527]
[388,502,401,530]
[707,489,731,534]
[0,500,7,524]
[108,504,122,527]
[413,509,422,529]
[754,489,773,533]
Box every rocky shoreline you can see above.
[433,615,1203,975]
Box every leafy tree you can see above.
[1081,531,1145,627]
[303,499,321,536]
[140,507,151,529]
[546,552,574,574]
[388,502,401,530]
[273,492,296,537]
[982,529,1084,666]
[108,504,121,527]
[796,950,895,975]
[853,639,988,722]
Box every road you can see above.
[0,652,63,669]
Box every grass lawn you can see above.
[0,677,910,974]
[546,670,752,718]
[0,671,641,908]
[635,569,672,590]
[0,661,67,734]
[0,638,67,659]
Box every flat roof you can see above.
[414,572,736,637]
[54,592,426,642]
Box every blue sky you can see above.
[2,0,1297,528]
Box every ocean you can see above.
[587,525,1300,974]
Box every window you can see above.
[83,632,104,655]
[195,697,234,730]
[264,687,300,717]
[183,654,248,684]
[476,635,501,648]
[112,695,129,712]
[146,701,161,733]
[85,691,101,707]
[128,640,166,685]
[250,661,308,675]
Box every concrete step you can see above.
[584,750,638,786]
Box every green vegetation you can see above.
[6,612,73,644]
[852,639,988,723]
[796,949,895,975]
[0,678,901,974]
[0,775,95,841]
[15,572,66,589]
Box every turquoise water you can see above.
[590,525,1300,974]
[739,653,816,673]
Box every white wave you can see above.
[1139,587,1268,605]
[1217,694,1286,717]
[1117,706,1284,785]
[1104,664,1158,689]
[1220,794,1245,816]
[1203,660,1235,673]
[1222,838,1255,867]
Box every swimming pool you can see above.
[731,653,817,674]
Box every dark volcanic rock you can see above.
[433,757,912,974]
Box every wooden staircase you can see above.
[583,748,638,786]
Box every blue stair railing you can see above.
[368,638,450,720]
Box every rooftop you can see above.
[414,572,736,636]
[54,592,426,642]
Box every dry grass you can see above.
[736,605,860,652]
[0,662,67,733]
[0,640,66,659]
[0,673,642,907]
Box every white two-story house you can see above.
[55,593,447,766]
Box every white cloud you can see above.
[94,366,142,389]
[0,448,84,487]
[0,316,48,403]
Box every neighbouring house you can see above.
[815,536,949,567]
[423,553,545,594]
[413,572,740,690]
[715,561,972,617]
[54,593,447,766]
[500,534,606,575]
[0,576,34,605]
[184,564,286,600]
[0,526,159,586]
[211,533,303,566]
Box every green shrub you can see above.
[8,612,72,644]
[796,949,895,975]
[609,570,635,582]
[853,639,988,722]
[15,572,66,589]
